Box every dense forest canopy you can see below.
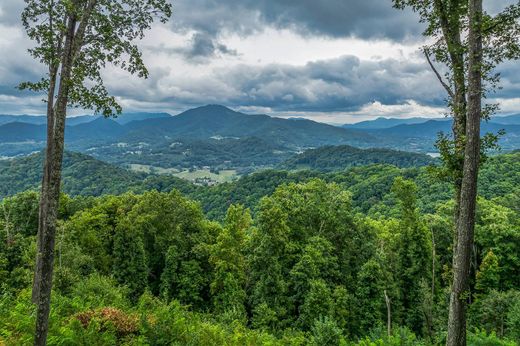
[1,150,519,344]
[1,0,520,343]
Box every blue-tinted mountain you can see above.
[344,113,520,130]
[0,115,47,126]
[123,105,375,148]
[0,112,170,127]
[111,112,171,124]
[66,117,126,141]
[343,116,448,130]
[0,122,46,142]
[492,114,520,125]
[356,120,520,152]
[371,120,519,138]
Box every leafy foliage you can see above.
[0,152,519,344]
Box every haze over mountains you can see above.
[343,114,520,129]
[1,105,519,179]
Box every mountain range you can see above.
[342,114,520,129]
[0,105,519,174]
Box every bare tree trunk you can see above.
[32,64,58,305]
[446,0,482,344]
[384,290,391,337]
[33,14,77,346]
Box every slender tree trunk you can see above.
[446,0,482,344]
[432,0,467,265]
[384,290,391,337]
[33,14,77,346]
[32,66,58,304]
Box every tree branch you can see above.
[423,48,455,100]
[72,0,98,58]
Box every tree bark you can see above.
[431,0,467,268]
[446,0,483,344]
[32,60,59,305]
[33,14,77,346]
[384,290,391,337]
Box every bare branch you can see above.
[423,47,455,99]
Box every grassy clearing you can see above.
[128,164,180,174]
[128,164,238,183]
[173,169,238,183]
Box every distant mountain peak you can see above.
[194,104,235,112]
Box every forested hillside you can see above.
[279,145,435,171]
[3,0,520,344]
[2,151,518,221]
[1,162,519,344]
[1,106,519,170]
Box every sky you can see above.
[0,0,519,124]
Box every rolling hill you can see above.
[344,114,520,129]
[279,145,436,171]
[0,105,376,149]
[0,151,194,198]
[0,105,379,171]
[343,116,448,129]
[1,106,519,171]
[122,105,375,148]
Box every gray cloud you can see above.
[171,0,425,41]
[100,55,446,114]
[0,1,24,26]
[183,32,238,62]
[213,55,445,112]
[1,0,520,119]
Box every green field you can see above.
[128,164,238,183]
[128,164,181,174]
[173,169,238,183]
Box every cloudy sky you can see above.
[0,0,519,124]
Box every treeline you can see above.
[279,145,435,171]
[2,151,519,222]
[1,176,519,344]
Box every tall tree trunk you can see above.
[32,66,58,304]
[432,0,467,262]
[446,0,483,344]
[33,14,77,346]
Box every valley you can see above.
[1,105,519,184]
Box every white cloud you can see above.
[257,100,446,125]
[0,0,519,121]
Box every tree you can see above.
[210,205,251,323]
[309,316,344,346]
[248,198,291,329]
[112,223,147,302]
[355,258,386,336]
[447,1,483,343]
[298,279,334,330]
[392,177,432,335]
[21,1,172,343]
[475,250,499,294]
[475,199,520,291]
[290,236,339,317]
[392,1,520,344]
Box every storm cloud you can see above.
[0,0,519,122]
